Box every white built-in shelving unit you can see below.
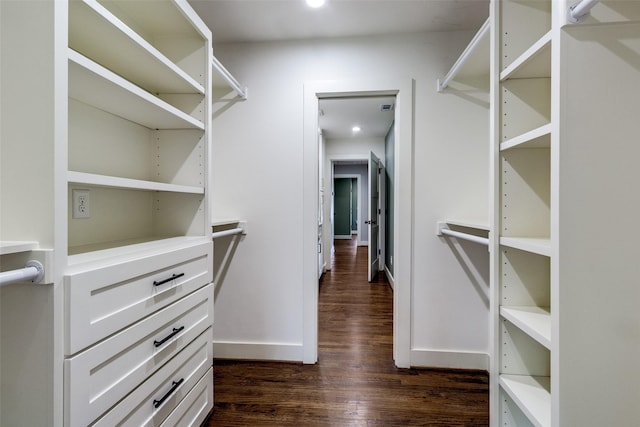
[1,0,219,425]
[490,0,640,426]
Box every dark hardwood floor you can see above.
[205,237,489,426]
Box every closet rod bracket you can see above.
[568,0,600,23]
[0,260,45,287]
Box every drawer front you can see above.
[161,368,214,427]
[92,329,213,427]
[65,240,213,354]
[65,284,213,427]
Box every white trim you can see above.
[385,265,395,290]
[358,240,369,246]
[334,235,352,240]
[410,349,490,371]
[303,79,414,368]
[213,341,303,362]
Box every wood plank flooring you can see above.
[204,237,489,426]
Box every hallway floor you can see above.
[205,237,489,426]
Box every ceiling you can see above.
[188,0,489,44]
[189,0,489,139]
[319,96,395,140]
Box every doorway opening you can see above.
[303,79,414,367]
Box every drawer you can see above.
[64,284,213,427]
[65,239,213,354]
[92,329,213,427]
[161,368,214,427]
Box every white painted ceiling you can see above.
[319,96,396,140]
[188,0,489,43]
[189,0,489,139]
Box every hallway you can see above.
[206,238,489,425]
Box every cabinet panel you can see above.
[500,247,550,307]
[65,239,212,354]
[500,0,551,72]
[500,320,550,377]
[92,329,212,427]
[500,78,550,142]
[500,148,550,238]
[64,284,213,426]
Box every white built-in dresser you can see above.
[1,1,215,425]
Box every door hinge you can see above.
[378,249,381,255]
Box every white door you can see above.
[367,152,380,282]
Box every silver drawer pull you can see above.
[153,273,184,287]
[153,378,184,408]
[153,326,184,348]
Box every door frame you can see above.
[303,79,414,368]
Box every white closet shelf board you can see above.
[0,241,39,255]
[68,171,204,194]
[501,306,551,349]
[69,1,204,95]
[212,219,241,227]
[441,220,489,231]
[68,50,204,130]
[500,124,551,151]
[212,56,247,99]
[500,237,551,257]
[67,236,210,269]
[500,375,551,427]
[100,0,206,39]
[501,31,552,81]
[437,17,490,91]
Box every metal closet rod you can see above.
[440,228,489,246]
[437,18,490,92]
[211,227,244,239]
[568,0,600,23]
[211,56,248,100]
[0,260,45,287]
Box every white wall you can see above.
[210,31,490,367]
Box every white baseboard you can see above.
[334,235,352,240]
[384,266,394,290]
[410,349,489,371]
[357,240,368,246]
[213,341,303,362]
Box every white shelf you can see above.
[67,236,209,266]
[438,17,490,91]
[69,0,204,95]
[98,0,205,40]
[500,124,552,151]
[442,220,490,231]
[68,49,204,130]
[68,171,204,194]
[501,306,551,349]
[500,375,551,427]
[0,241,39,256]
[500,237,551,257]
[501,31,552,81]
[212,218,242,228]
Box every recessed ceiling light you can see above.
[306,0,325,8]
[352,126,361,133]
